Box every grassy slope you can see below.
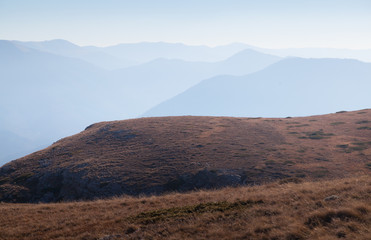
[0,176,369,240]
[0,109,371,202]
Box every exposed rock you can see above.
[324,195,339,201]
[99,235,122,240]
[165,169,243,192]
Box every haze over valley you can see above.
[1,39,371,166]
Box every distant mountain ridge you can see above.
[2,39,371,166]
[14,40,252,70]
[14,39,371,68]
[14,39,134,70]
[144,58,371,117]
[253,46,371,63]
[109,49,281,112]
[0,40,280,165]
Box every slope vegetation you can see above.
[0,176,369,239]
[0,110,370,202]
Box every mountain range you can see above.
[1,39,371,166]
[15,39,371,68]
[144,58,371,117]
[0,40,281,166]
[14,40,251,70]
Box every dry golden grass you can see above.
[0,175,370,240]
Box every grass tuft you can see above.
[305,208,364,229]
[129,200,264,224]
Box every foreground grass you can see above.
[0,176,370,240]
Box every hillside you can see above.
[144,58,371,117]
[0,176,369,240]
[0,109,370,203]
[0,40,280,165]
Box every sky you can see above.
[1,0,371,49]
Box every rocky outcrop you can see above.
[0,167,290,203]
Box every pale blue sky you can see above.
[1,0,370,48]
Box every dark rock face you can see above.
[0,183,31,202]
[164,169,243,192]
[0,168,125,203]
[164,168,290,193]
[0,167,288,203]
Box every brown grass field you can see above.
[0,175,370,240]
[0,109,370,239]
[1,109,370,202]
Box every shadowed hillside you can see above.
[0,109,370,203]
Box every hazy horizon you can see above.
[1,3,371,238]
[3,38,371,50]
[1,1,371,165]
[1,0,371,49]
